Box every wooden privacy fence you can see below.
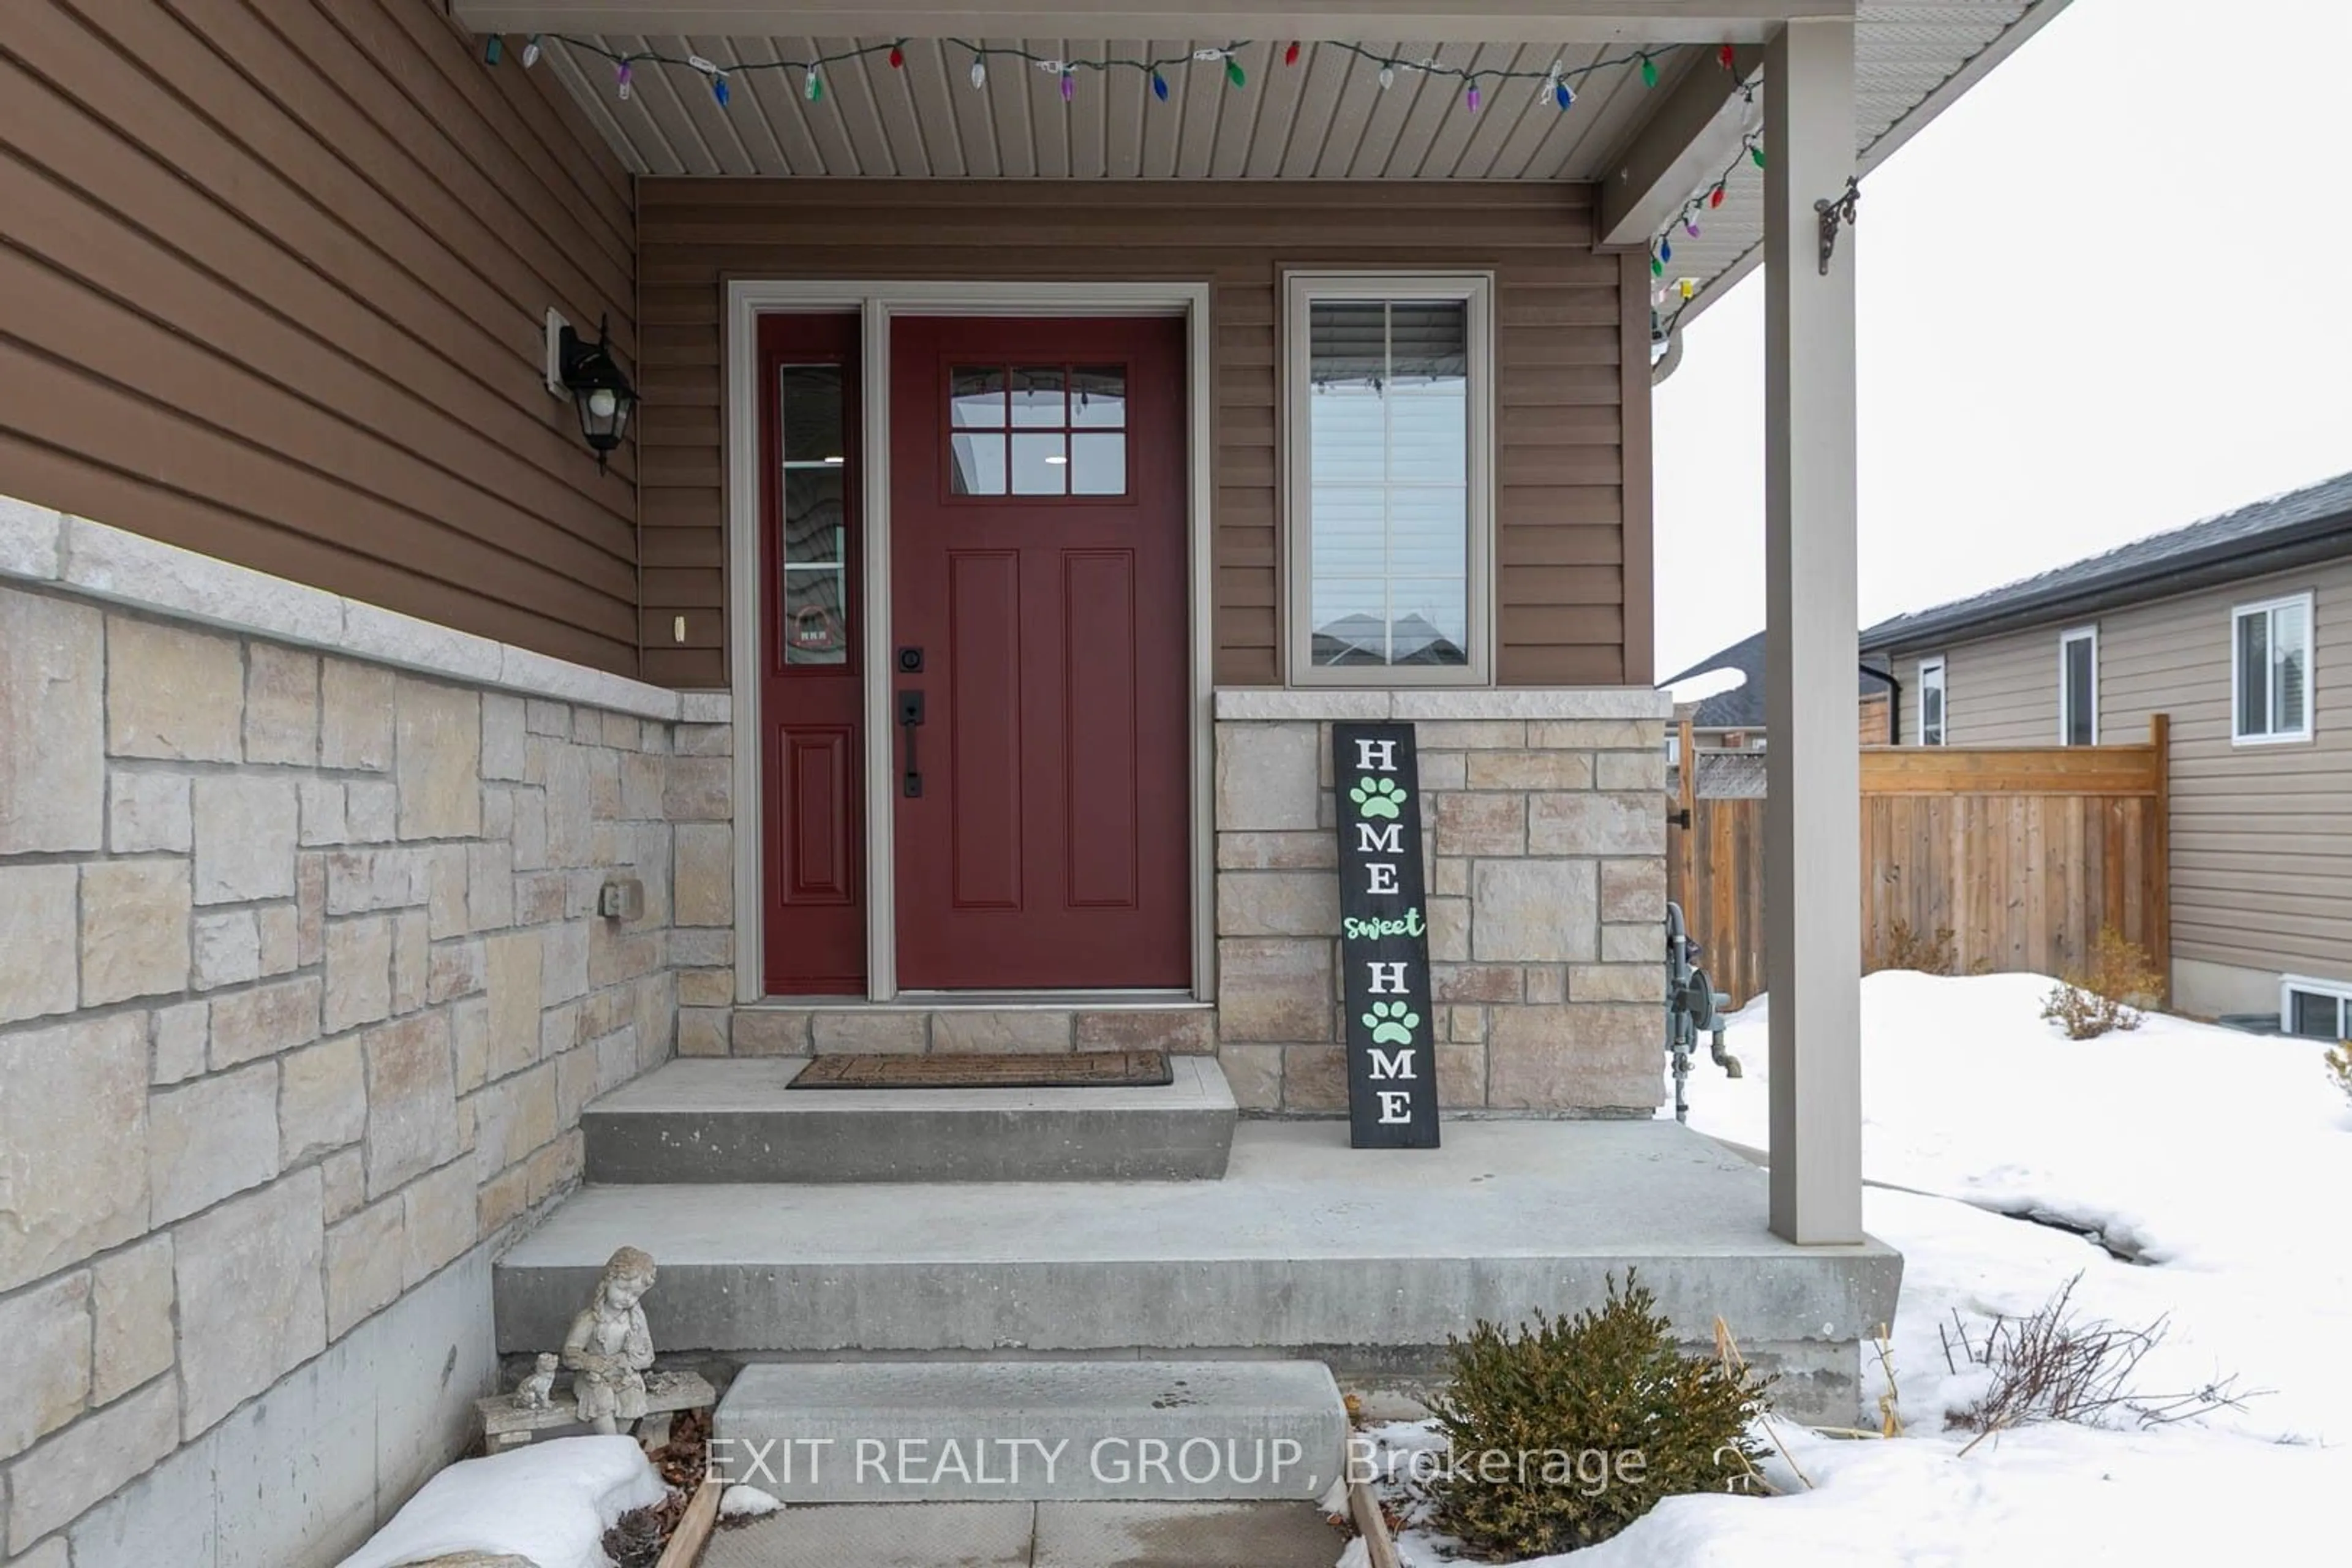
[1669,716,2170,1008]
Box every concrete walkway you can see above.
[701,1500,1344,1567]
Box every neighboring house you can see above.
[0,2,2059,1558]
[1861,470,2352,1027]
[1660,628,1899,750]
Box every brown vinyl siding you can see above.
[0,0,639,674]
[636,180,1640,690]
[1896,636,2060,747]
[1885,555,2352,985]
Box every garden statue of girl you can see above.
[559,1246,657,1434]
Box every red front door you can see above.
[890,317,1190,990]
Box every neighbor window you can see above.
[1286,273,1491,682]
[2282,975,2352,1040]
[2233,592,2313,744]
[1917,657,1946,745]
[2059,627,2097,746]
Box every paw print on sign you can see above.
[1350,776,1409,820]
[1363,1000,1419,1044]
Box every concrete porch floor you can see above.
[496,1120,1900,1423]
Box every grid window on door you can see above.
[949,365,1128,497]
[778,364,849,666]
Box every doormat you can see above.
[788,1049,1174,1090]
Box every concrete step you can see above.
[712,1360,1348,1503]
[580,1055,1237,1184]
[496,1120,1904,1423]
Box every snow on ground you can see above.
[1363,971,2352,1566]
[337,1434,665,1568]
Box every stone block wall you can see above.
[1212,690,1672,1117]
[0,508,726,1564]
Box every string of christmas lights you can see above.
[1649,78,1767,325]
[484,33,1691,116]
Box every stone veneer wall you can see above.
[0,502,727,1566]
[1212,690,1673,1116]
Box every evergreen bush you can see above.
[1425,1273,1772,1558]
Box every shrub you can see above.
[1424,1273,1772,1558]
[2327,1043,2352,1106]
[1940,1275,2249,1442]
[1874,918,1958,976]
[2040,927,2164,1039]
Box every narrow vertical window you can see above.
[778,364,848,665]
[1287,275,1490,683]
[1917,657,1945,746]
[2059,628,2097,746]
[2234,593,2312,743]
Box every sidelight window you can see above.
[778,363,849,666]
[1286,273,1491,684]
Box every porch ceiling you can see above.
[532,35,1687,181]
[478,1,2065,318]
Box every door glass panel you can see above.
[780,471,847,666]
[782,470,845,566]
[778,365,850,668]
[952,434,1008,496]
[948,363,1131,500]
[1011,432,1069,494]
[1071,367,1127,427]
[783,567,848,664]
[1009,367,1067,427]
[1070,432,1126,495]
[952,368,1008,428]
[779,366,845,464]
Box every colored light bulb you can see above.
[1651,257,1664,277]
[1060,71,1074,100]
[1226,58,1246,88]
[1465,83,1480,111]
[715,74,731,105]
[802,70,819,102]
[1153,70,1168,101]
[970,58,986,89]
[1709,185,1725,209]
[1686,219,1700,238]
[483,35,502,65]
[1719,43,1736,70]
[1640,55,1659,88]
[1751,143,1766,168]
[888,45,904,69]
[1555,81,1575,110]
[1284,41,1300,67]
[616,61,632,100]
[1659,238,1673,263]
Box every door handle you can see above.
[897,690,925,798]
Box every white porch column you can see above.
[1762,17,1863,1245]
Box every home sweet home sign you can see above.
[1333,723,1441,1148]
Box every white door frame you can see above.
[724,279,1217,1005]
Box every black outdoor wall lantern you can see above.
[554,315,637,471]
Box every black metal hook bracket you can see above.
[1815,175,1861,276]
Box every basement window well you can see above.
[2280,974,2352,1040]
